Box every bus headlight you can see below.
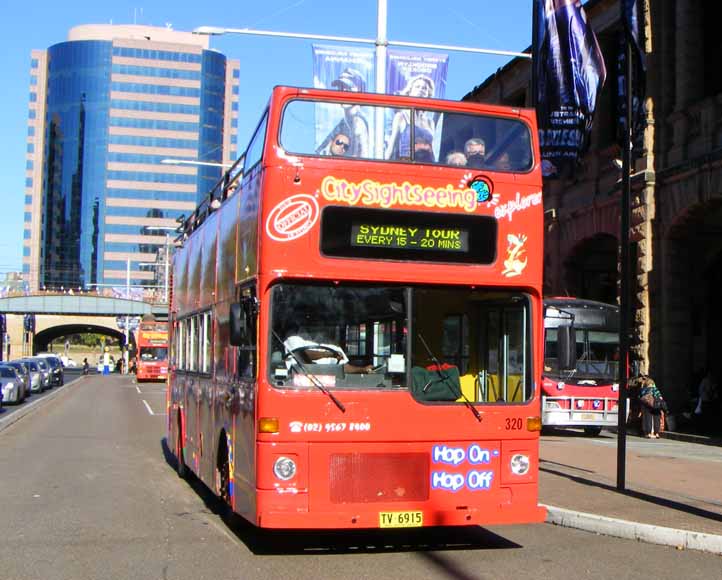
[273,456,297,481]
[510,454,530,475]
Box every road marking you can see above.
[136,385,142,394]
[141,399,166,416]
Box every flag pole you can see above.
[616,14,633,492]
[531,0,539,108]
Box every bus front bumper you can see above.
[254,485,547,529]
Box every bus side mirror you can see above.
[557,326,577,371]
[230,302,247,347]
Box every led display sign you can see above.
[322,207,496,264]
[350,224,470,253]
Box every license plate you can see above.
[579,413,596,421]
[379,511,423,528]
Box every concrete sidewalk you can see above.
[538,429,722,554]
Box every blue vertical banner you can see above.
[384,49,449,161]
[534,0,607,177]
[312,45,375,157]
[616,0,646,154]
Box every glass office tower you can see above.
[23,25,239,293]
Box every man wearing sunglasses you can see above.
[329,132,351,156]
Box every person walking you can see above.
[102,347,111,376]
[638,375,668,438]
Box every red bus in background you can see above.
[542,298,621,435]
[135,319,168,382]
[167,86,547,529]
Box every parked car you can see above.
[21,359,45,393]
[36,353,64,386]
[4,361,30,401]
[0,364,25,404]
[23,358,51,390]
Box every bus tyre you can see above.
[176,427,187,479]
[584,426,603,437]
[219,452,231,506]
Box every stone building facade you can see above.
[465,0,722,411]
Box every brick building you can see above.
[465,0,722,411]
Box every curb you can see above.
[543,504,722,555]
[0,375,84,435]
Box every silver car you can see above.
[5,360,30,397]
[0,365,25,404]
[22,359,47,393]
[4,361,30,401]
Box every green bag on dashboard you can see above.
[411,366,461,401]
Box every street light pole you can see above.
[193,0,532,84]
[161,159,233,168]
[163,234,170,304]
[125,257,130,375]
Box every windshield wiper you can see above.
[271,330,345,413]
[418,333,482,422]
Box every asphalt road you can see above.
[0,374,720,580]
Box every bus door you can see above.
[477,303,529,404]
[228,284,258,515]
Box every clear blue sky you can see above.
[0,0,532,277]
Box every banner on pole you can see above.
[534,0,607,177]
[616,0,646,154]
[312,45,375,157]
[384,49,449,160]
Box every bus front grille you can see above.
[329,452,429,503]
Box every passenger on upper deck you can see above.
[413,132,436,163]
[495,152,512,171]
[328,131,351,157]
[464,138,486,168]
[445,151,468,166]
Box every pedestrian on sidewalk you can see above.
[694,369,720,434]
[638,375,668,438]
[102,347,111,376]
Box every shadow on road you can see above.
[160,437,522,557]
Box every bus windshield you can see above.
[545,328,619,380]
[140,347,168,362]
[280,98,533,170]
[269,282,532,404]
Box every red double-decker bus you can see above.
[167,86,546,529]
[135,319,168,382]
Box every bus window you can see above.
[243,112,268,174]
[279,98,533,171]
[268,282,531,404]
[269,283,407,389]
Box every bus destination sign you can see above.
[350,224,469,252]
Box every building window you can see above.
[703,4,722,97]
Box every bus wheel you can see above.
[584,426,603,437]
[218,442,231,506]
[176,423,187,478]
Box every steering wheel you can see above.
[290,345,342,363]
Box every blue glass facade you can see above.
[196,51,227,197]
[37,35,235,289]
[43,40,111,290]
